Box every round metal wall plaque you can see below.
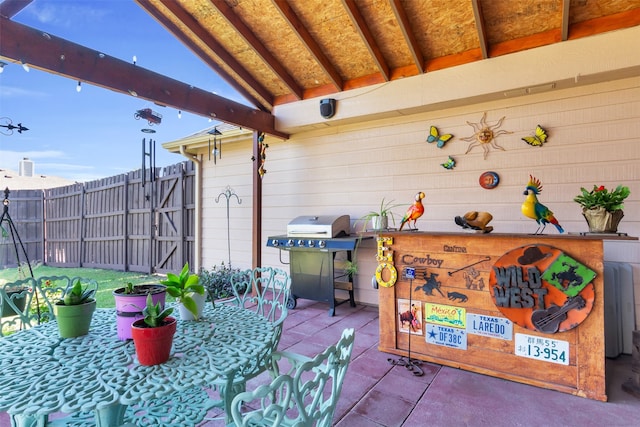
[479,171,499,189]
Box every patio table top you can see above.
[0,303,276,427]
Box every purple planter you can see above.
[113,284,167,340]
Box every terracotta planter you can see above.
[582,207,624,233]
[113,284,167,340]
[131,316,177,366]
[53,300,96,338]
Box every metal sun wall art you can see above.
[461,112,513,160]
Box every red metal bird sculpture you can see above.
[399,192,426,231]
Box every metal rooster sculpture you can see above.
[399,192,426,231]
[521,175,564,234]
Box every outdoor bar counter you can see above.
[375,231,637,401]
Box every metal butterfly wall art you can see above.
[441,156,456,170]
[427,125,453,148]
[522,125,548,147]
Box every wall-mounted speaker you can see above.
[320,98,336,119]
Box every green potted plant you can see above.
[361,198,404,231]
[199,262,249,301]
[131,293,176,366]
[53,279,97,338]
[113,282,167,340]
[161,262,206,320]
[573,184,630,233]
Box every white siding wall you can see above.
[195,76,639,326]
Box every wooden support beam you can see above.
[0,17,288,140]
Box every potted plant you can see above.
[361,198,404,231]
[573,184,630,233]
[200,262,249,301]
[113,282,167,340]
[131,293,176,366]
[161,262,206,320]
[53,279,97,338]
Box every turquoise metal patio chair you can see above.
[229,327,356,427]
[206,266,292,421]
[0,278,39,336]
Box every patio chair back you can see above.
[230,327,356,427]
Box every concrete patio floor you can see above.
[208,297,640,427]
[2,298,637,426]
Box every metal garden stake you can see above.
[215,186,241,265]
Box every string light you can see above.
[178,110,182,119]
[132,55,137,65]
[76,81,82,93]
[0,61,6,73]
[21,61,29,72]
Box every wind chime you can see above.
[208,127,222,164]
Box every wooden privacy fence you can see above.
[0,161,195,275]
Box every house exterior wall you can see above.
[177,28,639,326]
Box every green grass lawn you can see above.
[0,266,164,308]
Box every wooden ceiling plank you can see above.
[561,0,571,41]
[389,0,424,74]
[341,0,390,82]
[210,0,304,100]
[471,0,489,59]
[0,17,288,139]
[139,0,274,110]
[272,0,343,91]
[0,0,32,19]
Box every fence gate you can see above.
[153,162,195,275]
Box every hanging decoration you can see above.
[441,156,456,170]
[522,125,548,147]
[256,132,268,178]
[426,125,453,148]
[208,127,222,164]
[134,108,162,126]
[461,112,512,159]
[0,117,29,135]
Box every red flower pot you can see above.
[131,316,177,366]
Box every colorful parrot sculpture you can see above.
[521,175,564,234]
[399,192,426,231]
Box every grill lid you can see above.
[286,215,350,238]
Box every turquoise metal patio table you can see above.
[0,303,277,426]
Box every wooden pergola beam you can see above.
[273,0,344,91]
[211,0,304,100]
[342,0,390,82]
[389,0,424,74]
[0,17,288,139]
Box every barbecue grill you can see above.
[266,215,359,316]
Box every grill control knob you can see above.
[307,240,315,248]
[297,240,305,247]
[286,239,294,247]
[318,240,327,248]
[271,239,279,247]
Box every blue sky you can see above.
[0,0,244,181]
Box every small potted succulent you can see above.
[161,262,206,320]
[131,294,176,366]
[113,281,167,340]
[573,184,630,233]
[53,279,97,338]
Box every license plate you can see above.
[426,324,467,350]
[514,333,569,365]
